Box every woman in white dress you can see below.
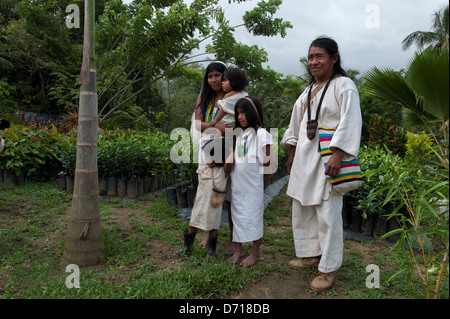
[183,61,234,256]
[177,136,230,259]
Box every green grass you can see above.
[0,181,448,299]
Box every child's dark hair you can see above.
[202,136,226,166]
[223,68,248,92]
[234,96,265,130]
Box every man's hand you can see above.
[325,148,344,176]
[285,146,296,175]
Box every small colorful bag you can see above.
[318,127,363,194]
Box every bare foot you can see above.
[228,251,243,264]
[198,237,208,249]
[226,241,235,254]
[240,254,262,267]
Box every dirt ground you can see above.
[144,229,389,299]
[227,240,377,299]
[140,190,397,300]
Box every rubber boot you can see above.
[206,234,218,259]
[176,230,196,256]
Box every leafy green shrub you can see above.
[404,131,436,166]
[0,124,65,177]
[58,130,77,176]
[354,144,448,298]
[96,129,173,181]
[367,114,407,156]
[1,124,178,185]
[354,146,403,217]
[354,145,433,218]
[379,158,448,299]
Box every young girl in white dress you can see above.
[229,96,274,267]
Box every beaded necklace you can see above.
[204,94,225,123]
[236,129,253,158]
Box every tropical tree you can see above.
[402,4,449,51]
[96,0,292,123]
[0,0,86,114]
[62,0,104,267]
[1,0,291,128]
[0,36,12,69]
[61,0,291,266]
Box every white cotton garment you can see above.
[281,77,362,206]
[217,91,248,128]
[190,164,228,231]
[230,127,273,243]
[291,195,344,273]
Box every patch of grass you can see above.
[1,181,448,299]
[0,181,276,298]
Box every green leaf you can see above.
[405,48,449,121]
[386,269,407,284]
[364,67,423,116]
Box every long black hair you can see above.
[198,61,228,120]
[234,96,265,131]
[308,36,346,84]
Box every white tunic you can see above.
[217,91,248,128]
[231,127,273,243]
[281,77,362,206]
[189,164,228,231]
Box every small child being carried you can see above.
[209,68,248,129]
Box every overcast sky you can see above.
[123,0,446,77]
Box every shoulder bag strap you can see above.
[306,74,336,122]
[211,166,226,193]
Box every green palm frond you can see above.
[401,5,449,51]
[405,48,449,121]
[401,31,439,51]
[363,67,423,116]
[364,49,448,124]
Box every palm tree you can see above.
[364,48,448,159]
[62,0,104,267]
[402,5,449,51]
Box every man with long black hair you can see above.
[282,36,362,292]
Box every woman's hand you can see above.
[213,122,229,135]
[224,148,234,178]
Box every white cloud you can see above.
[123,0,446,76]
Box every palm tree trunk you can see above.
[63,0,104,266]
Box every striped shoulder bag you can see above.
[318,127,363,194]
